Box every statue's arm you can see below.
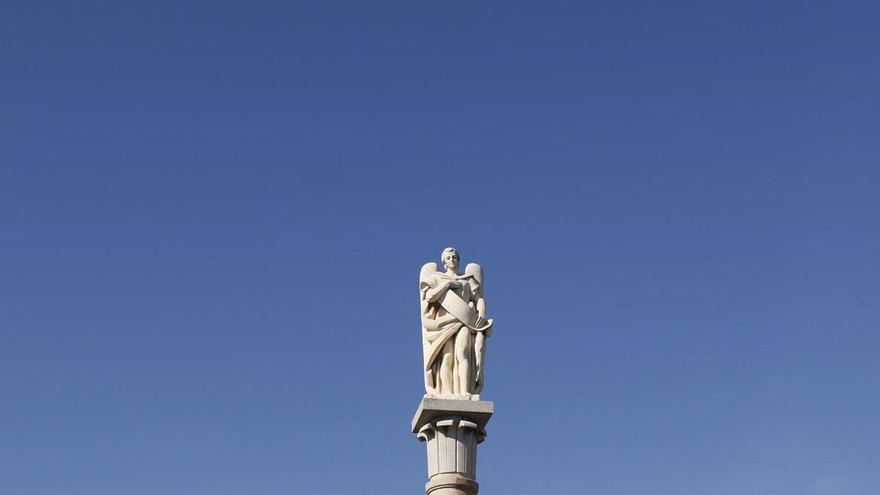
[419,262,445,303]
[422,278,451,303]
[465,263,487,318]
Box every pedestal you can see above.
[412,397,494,495]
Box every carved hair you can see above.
[441,247,458,264]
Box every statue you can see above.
[419,247,493,399]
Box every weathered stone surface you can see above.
[419,247,494,398]
[411,397,494,433]
[425,473,479,495]
[413,397,494,494]
[414,249,496,495]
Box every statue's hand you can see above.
[446,280,462,290]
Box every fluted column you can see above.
[412,398,494,495]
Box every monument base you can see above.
[413,397,494,495]
[426,473,479,495]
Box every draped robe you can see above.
[419,270,489,395]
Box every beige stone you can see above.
[411,397,494,433]
[413,397,493,495]
[425,473,479,495]
[419,247,495,398]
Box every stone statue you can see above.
[419,247,493,399]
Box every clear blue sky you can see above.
[2,2,878,494]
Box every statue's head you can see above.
[441,247,459,272]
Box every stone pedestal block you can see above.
[413,397,494,495]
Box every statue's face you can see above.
[443,250,459,272]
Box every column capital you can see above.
[411,397,494,433]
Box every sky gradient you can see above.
[2,2,879,494]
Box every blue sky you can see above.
[2,2,879,494]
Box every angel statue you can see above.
[419,247,493,399]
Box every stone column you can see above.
[412,397,494,495]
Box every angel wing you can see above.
[419,262,439,306]
[420,262,439,286]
